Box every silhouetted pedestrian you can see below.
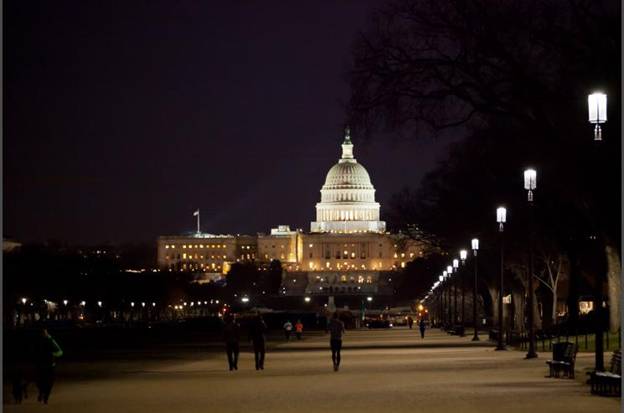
[34,326,63,404]
[295,320,304,340]
[407,316,414,329]
[419,319,426,339]
[249,314,267,370]
[328,312,345,371]
[7,328,26,404]
[223,314,240,371]
[283,320,293,341]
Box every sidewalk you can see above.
[4,328,619,413]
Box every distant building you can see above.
[157,129,427,297]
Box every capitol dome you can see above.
[310,129,386,234]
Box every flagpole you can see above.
[196,210,200,234]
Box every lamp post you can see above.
[452,259,459,325]
[446,266,453,327]
[588,91,607,371]
[438,275,444,327]
[496,206,507,351]
[443,271,449,327]
[460,250,467,336]
[588,92,607,141]
[471,238,480,341]
[524,169,538,359]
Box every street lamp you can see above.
[496,206,507,351]
[446,266,453,326]
[497,207,506,232]
[524,169,538,359]
[459,249,468,336]
[452,259,459,326]
[471,238,480,341]
[524,168,536,202]
[438,275,445,327]
[304,296,311,303]
[367,296,373,302]
[588,92,607,140]
[460,250,468,263]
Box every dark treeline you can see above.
[349,0,620,333]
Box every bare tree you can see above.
[534,251,568,328]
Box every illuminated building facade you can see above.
[157,130,426,296]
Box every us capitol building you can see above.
[157,129,425,297]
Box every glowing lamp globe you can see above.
[588,92,607,140]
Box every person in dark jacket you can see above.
[34,327,63,404]
[419,319,426,339]
[7,328,27,404]
[407,316,414,330]
[248,314,267,370]
[223,314,240,371]
[327,312,345,371]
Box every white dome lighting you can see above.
[310,128,386,233]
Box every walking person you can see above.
[407,316,414,330]
[249,314,267,370]
[223,314,240,371]
[283,320,293,341]
[34,326,63,404]
[295,320,304,340]
[419,318,426,339]
[327,312,345,371]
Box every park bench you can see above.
[446,325,464,336]
[588,349,621,397]
[545,342,577,379]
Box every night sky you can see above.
[5,1,451,245]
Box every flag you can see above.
[193,209,199,217]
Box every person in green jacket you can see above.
[34,327,63,404]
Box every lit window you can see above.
[309,244,313,248]
[183,245,187,249]
[351,252,356,258]
[401,262,406,268]
[357,276,364,284]
[182,253,187,259]
[393,253,398,258]
[165,245,170,249]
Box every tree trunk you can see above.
[532,287,542,330]
[551,290,558,328]
[488,286,499,326]
[605,244,621,332]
